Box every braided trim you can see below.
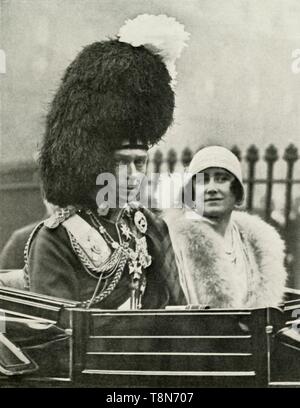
[66,227,129,307]
[23,221,46,290]
[67,230,124,279]
[79,252,128,308]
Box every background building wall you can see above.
[1,0,300,163]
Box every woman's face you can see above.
[193,167,237,219]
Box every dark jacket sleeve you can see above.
[28,225,80,301]
[0,223,40,270]
[0,229,32,270]
[144,208,186,306]
[0,232,25,269]
[158,223,187,305]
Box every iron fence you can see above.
[148,143,300,229]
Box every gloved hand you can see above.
[0,269,25,290]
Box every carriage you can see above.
[0,284,300,388]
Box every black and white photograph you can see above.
[0,0,300,389]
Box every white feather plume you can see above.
[118,14,190,88]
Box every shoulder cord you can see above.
[66,214,129,308]
[23,221,47,290]
[67,229,125,279]
[22,217,128,308]
[79,251,128,308]
[83,210,148,309]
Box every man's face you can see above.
[113,147,148,202]
[193,167,237,219]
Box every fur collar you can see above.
[163,209,287,308]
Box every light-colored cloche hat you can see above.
[187,145,245,202]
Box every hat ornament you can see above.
[118,14,190,88]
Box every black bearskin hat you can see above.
[40,39,174,207]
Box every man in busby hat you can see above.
[23,15,190,309]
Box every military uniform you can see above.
[25,206,184,309]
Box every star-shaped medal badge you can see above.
[120,223,132,241]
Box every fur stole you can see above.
[163,209,287,308]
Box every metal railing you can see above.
[148,143,300,229]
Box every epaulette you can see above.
[62,213,112,274]
[44,206,76,229]
[23,206,77,289]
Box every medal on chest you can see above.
[134,210,148,234]
[80,206,152,309]
[119,206,152,308]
